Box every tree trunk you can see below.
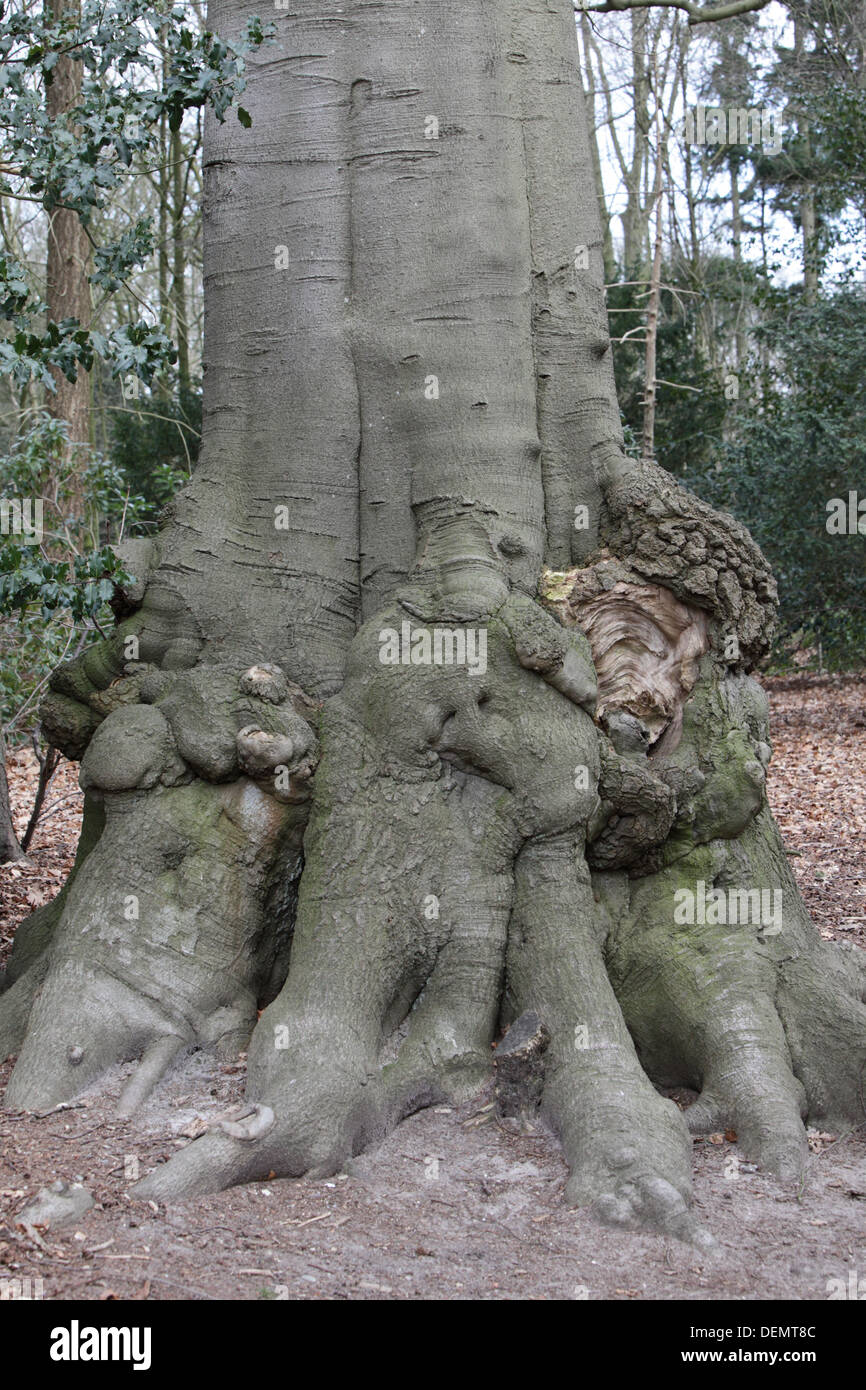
[578,12,616,282]
[793,15,820,307]
[729,163,749,371]
[641,120,665,462]
[156,41,172,402]
[171,124,191,393]
[45,0,91,450]
[800,178,819,306]
[622,10,652,277]
[2,0,864,1247]
[0,731,25,865]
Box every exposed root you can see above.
[2,639,316,1114]
[117,1036,187,1120]
[601,675,866,1184]
[504,832,714,1248]
[2,777,305,1113]
[217,1102,276,1142]
[135,559,719,1242]
[136,1128,279,1203]
[135,559,604,1202]
[7,512,861,1252]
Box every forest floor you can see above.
[0,672,864,1301]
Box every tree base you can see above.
[3,545,864,1247]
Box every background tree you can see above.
[0,730,24,862]
[0,0,256,855]
[44,0,92,462]
[584,0,866,662]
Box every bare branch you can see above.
[575,0,772,27]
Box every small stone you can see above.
[18,1181,94,1229]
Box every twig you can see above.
[21,739,60,853]
[30,1101,87,1119]
[30,789,84,825]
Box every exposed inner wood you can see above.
[543,567,709,749]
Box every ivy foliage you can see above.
[0,0,270,389]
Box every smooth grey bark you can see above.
[2,0,864,1246]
